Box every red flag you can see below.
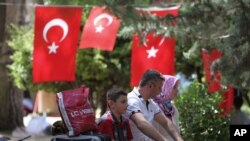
[130,33,175,86]
[136,5,180,17]
[33,6,82,82]
[130,6,179,86]
[219,86,234,116]
[201,48,222,92]
[80,7,121,51]
[202,49,234,116]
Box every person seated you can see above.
[125,69,183,141]
[153,75,180,141]
[97,87,133,141]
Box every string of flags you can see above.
[32,5,180,85]
[130,5,179,85]
[21,3,233,115]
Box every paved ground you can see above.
[1,129,52,141]
[1,109,103,141]
[0,135,52,141]
[0,115,61,141]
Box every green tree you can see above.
[0,0,33,130]
[5,0,250,133]
[108,0,250,91]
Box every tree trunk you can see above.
[0,0,33,131]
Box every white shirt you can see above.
[125,87,161,141]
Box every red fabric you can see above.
[33,6,82,82]
[219,86,234,116]
[201,48,222,92]
[130,6,179,86]
[130,33,175,86]
[56,86,97,136]
[98,112,133,140]
[80,7,121,51]
[136,5,179,17]
[201,49,233,116]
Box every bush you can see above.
[175,82,230,141]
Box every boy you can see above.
[97,87,133,141]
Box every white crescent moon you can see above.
[43,18,68,43]
[93,13,113,27]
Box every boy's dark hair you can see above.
[234,96,243,110]
[233,88,246,109]
[139,69,164,87]
[107,86,127,102]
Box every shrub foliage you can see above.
[175,82,230,141]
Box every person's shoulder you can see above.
[127,90,136,97]
[97,112,113,124]
[127,91,140,102]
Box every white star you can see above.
[95,25,104,33]
[48,42,59,54]
[146,46,159,59]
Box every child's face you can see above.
[111,95,128,115]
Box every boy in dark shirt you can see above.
[97,87,133,141]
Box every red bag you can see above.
[56,86,97,136]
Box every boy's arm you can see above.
[154,112,184,141]
[130,112,166,141]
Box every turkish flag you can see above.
[33,6,82,82]
[219,86,234,116]
[201,48,222,92]
[136,5,180,17]
[130,33,175,86]
[130,6,179,86]
[80,7,121,51]
[202,49,233,116]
